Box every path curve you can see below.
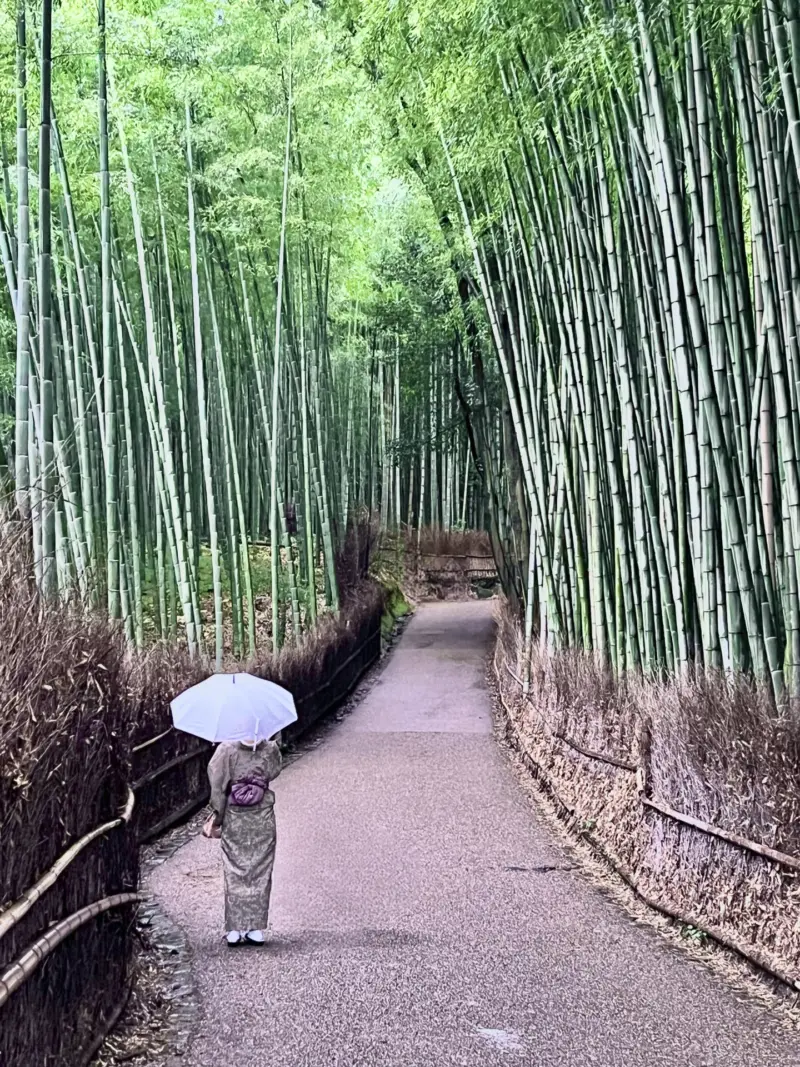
[150,602,800,1066]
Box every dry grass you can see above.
[0,526,133,905]
[495,599,800,987]
[410,525,492,558]
[0,524,136,1067]
[643,674,800,854]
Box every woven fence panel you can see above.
[0,803,138,1067]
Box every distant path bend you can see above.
[150,602,800,1067]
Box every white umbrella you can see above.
[170,673,297,744]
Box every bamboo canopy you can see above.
[3,0,800,700]
[0,0,483,662]
[348,0,800,700]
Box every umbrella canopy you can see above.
[171,673,297,744]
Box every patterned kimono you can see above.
[207,740,282,932]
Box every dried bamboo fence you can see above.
[411,551,498,599]
[416,551,498,578]
[493,607,800,993]
[1,587,385,1067]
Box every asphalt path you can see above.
[150,601,800,1067]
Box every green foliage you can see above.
[382,583,412,638]
[680,925,709,945]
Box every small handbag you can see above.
[202,813,222,839]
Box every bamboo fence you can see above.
[493,636,800,993]
[0,595,385,1067]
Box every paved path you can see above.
[150,602,800,1067]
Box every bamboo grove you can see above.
[9,0,795,700]
[348,0,800,699]
[0,0,485,662]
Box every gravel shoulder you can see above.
[146,601,800,1067]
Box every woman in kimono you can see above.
[207,737,282,946]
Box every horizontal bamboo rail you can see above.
[497,650,800,873]
[417,552,495,561]
[493,663,800,994]
[422,568,497,577]
[295,625,381,705]
[296,626,381,726]
[137,792,210,845]
[638,792,800,874]
[413,548,498,581]
[0,788,135,944]
[558,733,637,772]
[132,726,172,754]
[0,892,142,1009]
[503,661,638,772]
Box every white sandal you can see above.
[244,930,265,945]
[226,931,243,946]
